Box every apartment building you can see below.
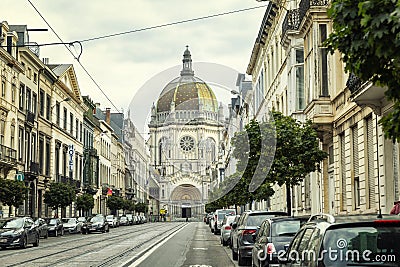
[246,0,400,215]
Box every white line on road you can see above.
[126,223,190,267]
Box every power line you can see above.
[79,5,268,43]
[26,0,121,113]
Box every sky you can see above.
[4,0,267,131]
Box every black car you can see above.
[279,214,400,267]
[251,216,308,267]
[46,218,64,237]
[77,216,89,234]
[83,215,109,233]
[0,217,39,249]
[34,218,49,239]
[231,211,287,266]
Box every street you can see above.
[0,221,238,267]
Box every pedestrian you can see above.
[390,200,400,215]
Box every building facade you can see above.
[246,0,400,216]
[148,47,225,219]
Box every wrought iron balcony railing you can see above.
[346,73,362,95]
[282,9,301,37]
[26,111,35,124]
[0,144,17,164]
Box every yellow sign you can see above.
[160,209,166,215]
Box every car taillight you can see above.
[266,243,276,254]
[242,229,257,236]
[374,220,400,224]
[225,225,231,230]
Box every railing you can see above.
[282,9,301,37]
[346,73,362,95]
[59,174,81,189]
[84,147,97,156]
[298,0,329,24]
[0,144,17,164]
[26,111,35,124]
[29,161,39,175]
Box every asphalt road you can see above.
[133,222,238,267]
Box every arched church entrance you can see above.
[170,184,203,219]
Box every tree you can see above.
[76,193,94,216]
[122,199,135,214]
[44,182,76,217]
[135,202,148,214]
[267,112,328,215]
[106,196,124,215]
[0,179,28,217]
[325,0,400,141]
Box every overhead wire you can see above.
[27,0,121,113]
[26,1,268,112]
[79,4,268,43]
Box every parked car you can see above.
[106,215,119,228]
[206,213,213,225]
[251,216,308,267]
[119,216,129,226]
[34,218,49,239]
[214,209,236,235]
[77,217,89,234]
[229,215,242,249]
[231,211,287,266]
[83,215,109,233]
[126,214,134,225]
[210,212,216,233]
[279,214,400,267]
[220,215,237,246]
[46,218,64,237]
[62,218,82,234]
[0,217,39,249]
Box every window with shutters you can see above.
[352,125,360,209]
[366,116,376,208]
[339,133,346,210]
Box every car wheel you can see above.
[106,226,109,233]
[54,230,58,237]
[20,236,28,249]
[33,234,39,247]
[44,231,48,239]
[232,246,238,261]
[222,239,227,246]
[61,228,64,236]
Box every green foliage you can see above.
[0,179,28,209]
[123,199,135,212]
[44,182,76,210]
[76,193,95,213]
[106,196,124,211]
[325,0,400,141]
[268,112,328,187]
[135,202,148,213]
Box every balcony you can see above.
[28,161,39,175]
[0,144,17,167]
[304,97,333,143]
[59,174,82,189]
[347,73,387,115]
[26,111,35,125]
[84,147,97,156]
[281,9,301,45]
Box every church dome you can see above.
[156,46,218,114]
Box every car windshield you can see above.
[91,217,103,223]
[272,220,301,236]
[77,217,86,222]
[106,215,113,219]
[48,219,57,225]
[218,210,235,220]
[62,218,76,224]
[322,225,400,266]
[121,217,127,220]
[247,214,277,226]
[1,218,24,229]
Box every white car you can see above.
[220,215,237,246]
[106,215,119,228]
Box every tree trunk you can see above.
[8,206,12,217]
[286,183,292,216]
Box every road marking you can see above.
[192,247,208,250]
[126,223,190,267]
[188,265,212,267]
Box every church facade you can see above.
[148,47,225,219]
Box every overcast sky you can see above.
[4,0,266,129]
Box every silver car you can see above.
[220,215,237,246]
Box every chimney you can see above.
[105,108,111,125]
[42,58,49,65]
